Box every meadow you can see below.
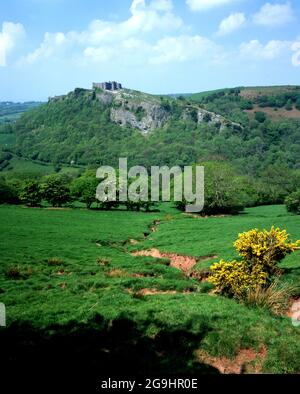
[1,203,300,375]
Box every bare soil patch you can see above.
[130,288,178,296]
[132,249,197,274]
[245,106,300,120]
[132,249,217,277]
[197,346,267,374]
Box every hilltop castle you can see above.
[93,81,122,91]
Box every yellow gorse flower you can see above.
[208,227,300,297]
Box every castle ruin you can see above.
[93,81,122,91]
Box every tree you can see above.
[257,165,297,204]
[254,111,266,123]
[71,175,98,209]
[203,113,212,123]
[285,99,293,111]
[201,161,247,215]
[285,190,300,214]
[19,180,42,207]
[41,174,71,207]
[174,161,250,215]
[0,179,19,204]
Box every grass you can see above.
[0,154,81,177]
[137,205,300,272]
[241,279,298,316]
[0,133,16,147]
[0,203,300,374]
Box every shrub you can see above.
[209,260,268,297]
[234,227,299,275]
[208,227,299,298]
[285,99,293,111]
[5,265,22,279]
[203,113,212,122]
[0,179,19,204]
[285,189,300,214]
[254,111,266,123]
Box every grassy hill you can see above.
[189,85,300,121]
[1,203,300,375]
[0,85,298,178]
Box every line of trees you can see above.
[1,160,299,215]
[0,171,158,211]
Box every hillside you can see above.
[0,101,43,124]
[189,85,300,122]
[1,85,300,175]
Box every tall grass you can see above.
[241,279,298,315]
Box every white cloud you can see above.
[291,41,300,66]
[253,2,294,27]
[149,0,173,11]
[217,12,246,36]
[186,0,236,12]
[24,32,67,64]
[150,35,219,64]
[22,0,183,64]
[18,0,300,72]
[0,22,25,66]
[239,39,290,59]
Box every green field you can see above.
[1,204,300,374]
[0,152,82,177]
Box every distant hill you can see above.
[188,85,300,121]
[0,101,43,124]
[1,85,299,176]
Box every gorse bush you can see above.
[208,227,300,298]
[234,227,299,275]
[208,259,268,297]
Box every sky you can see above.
[0,0,300,101]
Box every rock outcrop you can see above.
[95,89,242,134]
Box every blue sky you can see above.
[0,0,300,101]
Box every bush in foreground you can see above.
[208,227,299,299]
